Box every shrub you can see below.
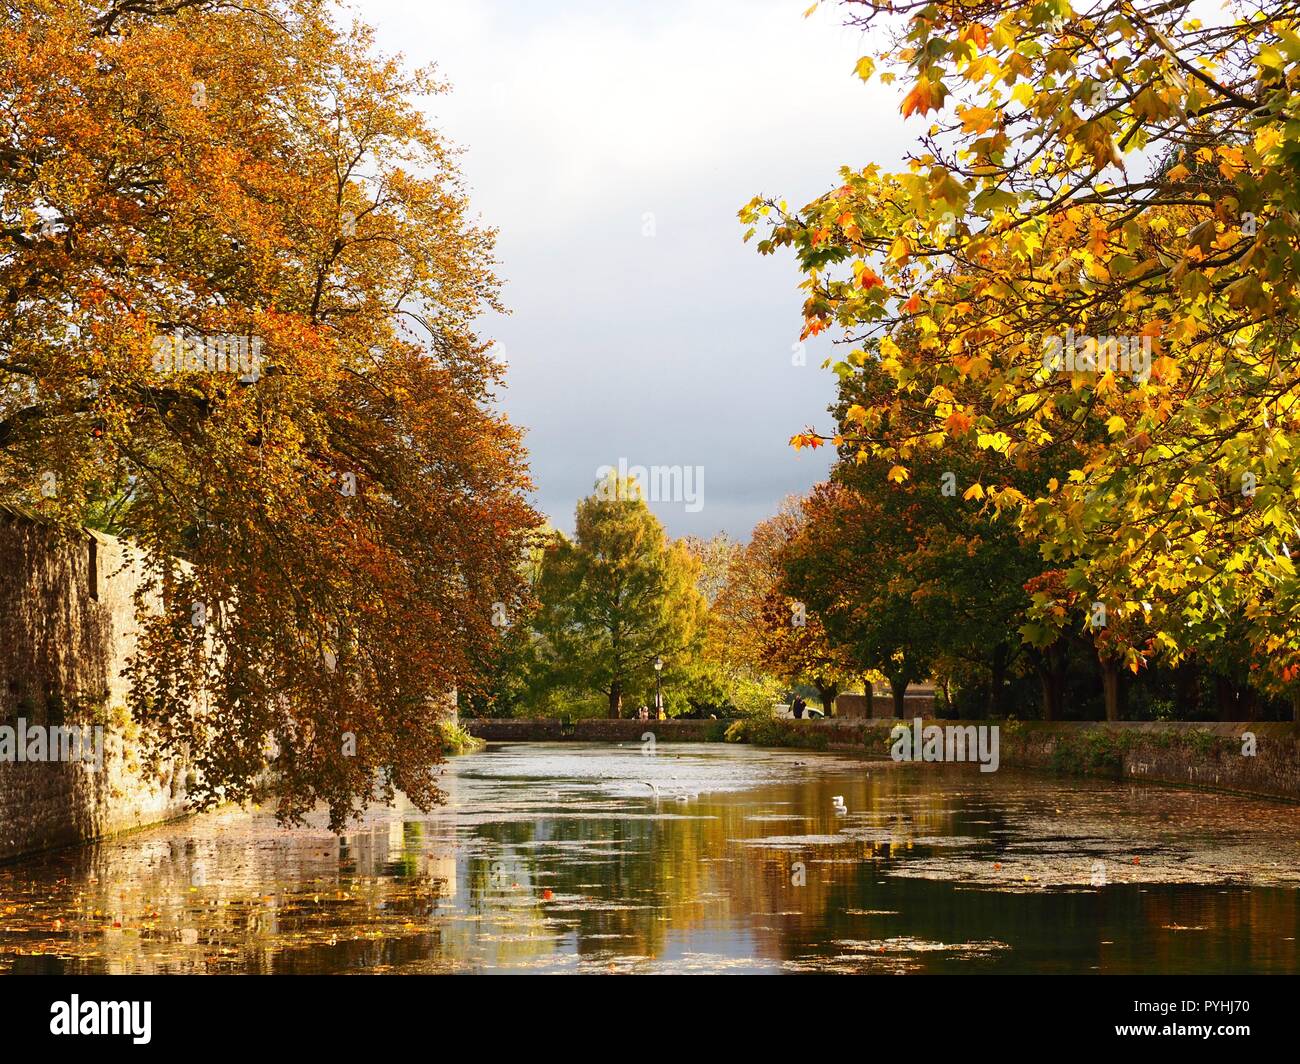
[723,717,829,750]
[439,721,484,755]
[1050,730,1134,776]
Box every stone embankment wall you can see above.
[467,718,728,743]
[0,512,189,861]
[992,720,1300,803]
[463,717,1300,802]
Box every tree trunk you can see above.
[1100,658,1123,721]
[813,681,838,718]
[1291,688,1300,722]
[1241,684,1259,723]
[608,681,622,719]
[889,674,908,719]
[1214,674,1236,721]
[985,642,1009,719]
[861,676,876,716]
[1037,671,1058,721]
[1029,642,1065,721]
[1174,659,1200,718]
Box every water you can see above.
[1,742,1297,973]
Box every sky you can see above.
[352,0,910,539]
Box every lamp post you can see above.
[654,656,664,720]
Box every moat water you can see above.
[1,742,1297,973]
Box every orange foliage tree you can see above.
[0,0,537,824]
[713,497,853,712]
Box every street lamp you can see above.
[653,656,664,720]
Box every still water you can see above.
[1,742,1298,973]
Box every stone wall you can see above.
[0,512,189,862]
[466,718,729,743]
[993,720,1300,802]
[823,719,1300,801]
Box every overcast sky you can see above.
[354,0,909,539]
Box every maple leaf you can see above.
[857,266,884,291]
[901,76,945,118]
[945,410,973,434]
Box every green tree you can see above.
[533,475,707,718]
[463,526,555,719]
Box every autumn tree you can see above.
[0,0,537,825]
[710,497,853,713]
[744,0,1300,715]
[780,482,928,715]
[773,346,1052,716]
[681,532,742,607]
[531,476,707,718]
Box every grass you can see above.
[439,720,485,755]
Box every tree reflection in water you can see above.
[1,743,1297,973]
